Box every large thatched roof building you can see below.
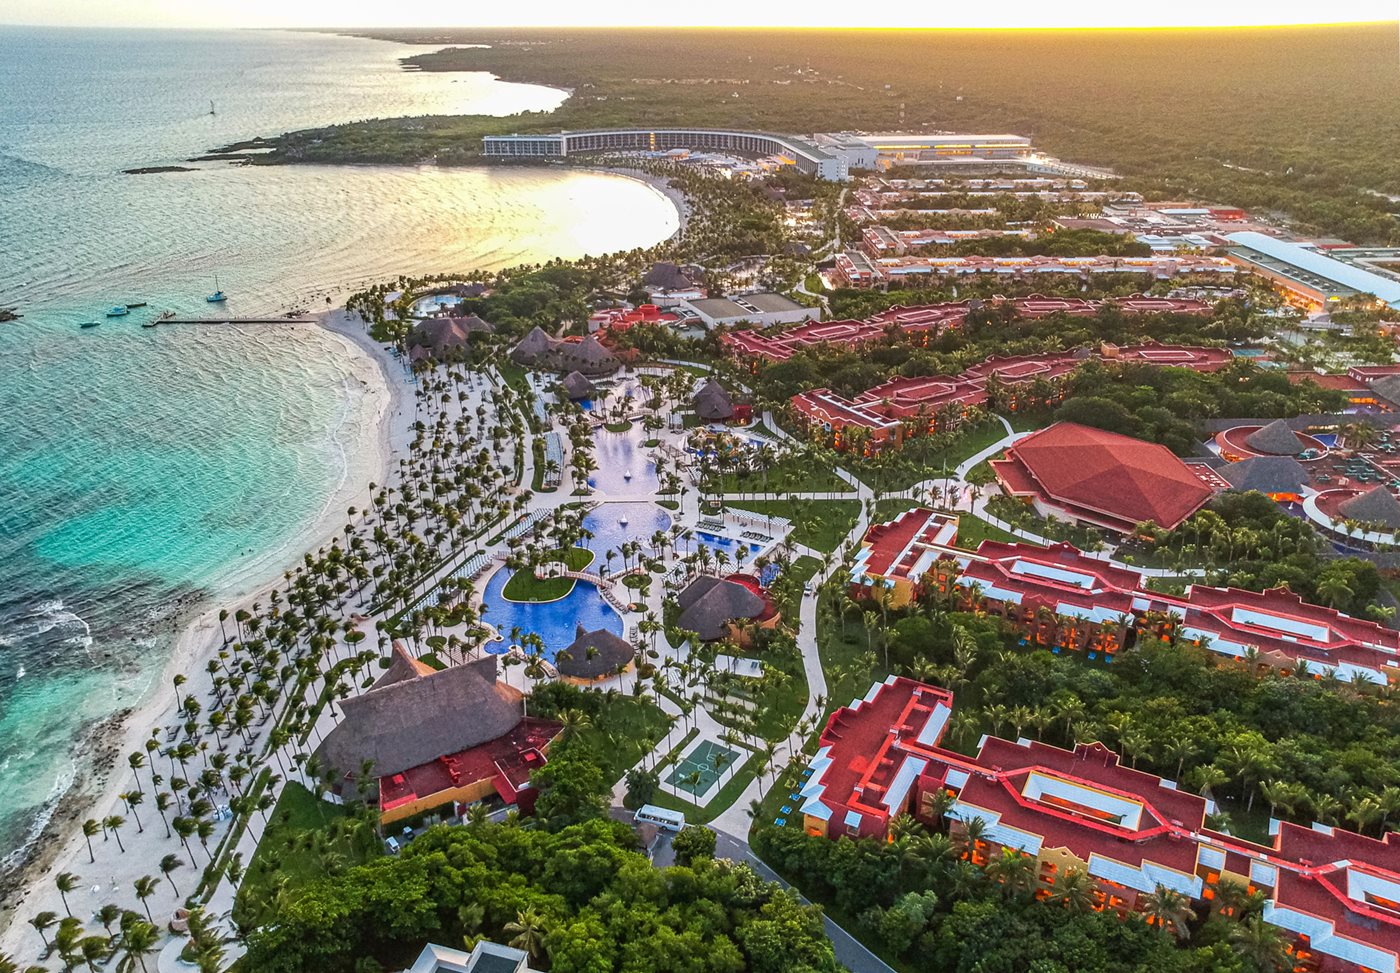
[642,261,700,295]
[314,645,561,821]
[1219,456,1309,497]
[677,575,778,642]
[509,328,620,377]
[408,314,494,359]
[1339,486,1400,530]
[693,379,735,422]
[1245,419,1309,457]
[556,625,633,681]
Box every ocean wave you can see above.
[0,755,75,876]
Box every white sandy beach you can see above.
[0,312,414,956]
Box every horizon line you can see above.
[2,19,1397,31]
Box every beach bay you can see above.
[0,24,678,890]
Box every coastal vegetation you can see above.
[241,816,837,973]
[239,25,1400,244]
[1121,490,1384,618]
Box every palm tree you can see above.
[1228,915,1291,972]
[116,920,159,973]
[80,820,100,864]
[28,911,57,952]
[103,815,126,853]
[954,816,986,861]
[1050,867,1097,913]
[55,872,80,918]
[1139,885,1195,941]
[132,876,160,924]
[986,848,1037,900]
[172,817,198,868]
[159,854,183,895]
[504,908,548,961]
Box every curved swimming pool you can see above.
[479,564,623,662]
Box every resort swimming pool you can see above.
[479,565,623,662]
[589,423,659,494]
[582,502,672,556]
[682,530,761,565]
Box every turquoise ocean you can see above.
[0,26,679,867]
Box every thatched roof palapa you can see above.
[677,576,767,641]
[408,315,492,358]
[1338,486,1400,530]
[1245,419,1306,456]
[313,647,523,792]
[1219,456,1309,495]
[510,326,555,365]
[693,378,735,421]
[561,371,595,401]
[556,625,634,679]
[642,261,694,292]
[1370,374,1400,408]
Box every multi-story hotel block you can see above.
[847,509,1400,686]
[801,675,1400,972]
[834,251,1238,288]
[861,225,1036,256]
[787,345,1230,456]
[720,295,1213,364]
[483,129,852,180]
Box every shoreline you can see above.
[585,165,691,241]
[0,310,413,947]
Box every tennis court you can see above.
[665,739,741,795]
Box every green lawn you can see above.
[787,555,823,586]
[495,359,530,394]
[954,513,1021,548]
[851,420,1010,493]
[500,547,595,602]
[233,782,378,929]
[604,419,634,433]
[727,499,861,553]
[714,454,849,496]
[552,693,674,784]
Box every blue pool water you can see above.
[685,531,759,564]
[589,424,659,494]
[480,565,623,661]
[582,502,672,557]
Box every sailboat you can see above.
[206,275,228,303]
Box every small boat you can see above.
[106,305,129,317]
[125,301,148,309]
[207,274,228,303]
[80,321,101,329]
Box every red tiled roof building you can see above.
[801,676,1400,973]
[991,421,1215,532]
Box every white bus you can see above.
[634,804,686,832]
